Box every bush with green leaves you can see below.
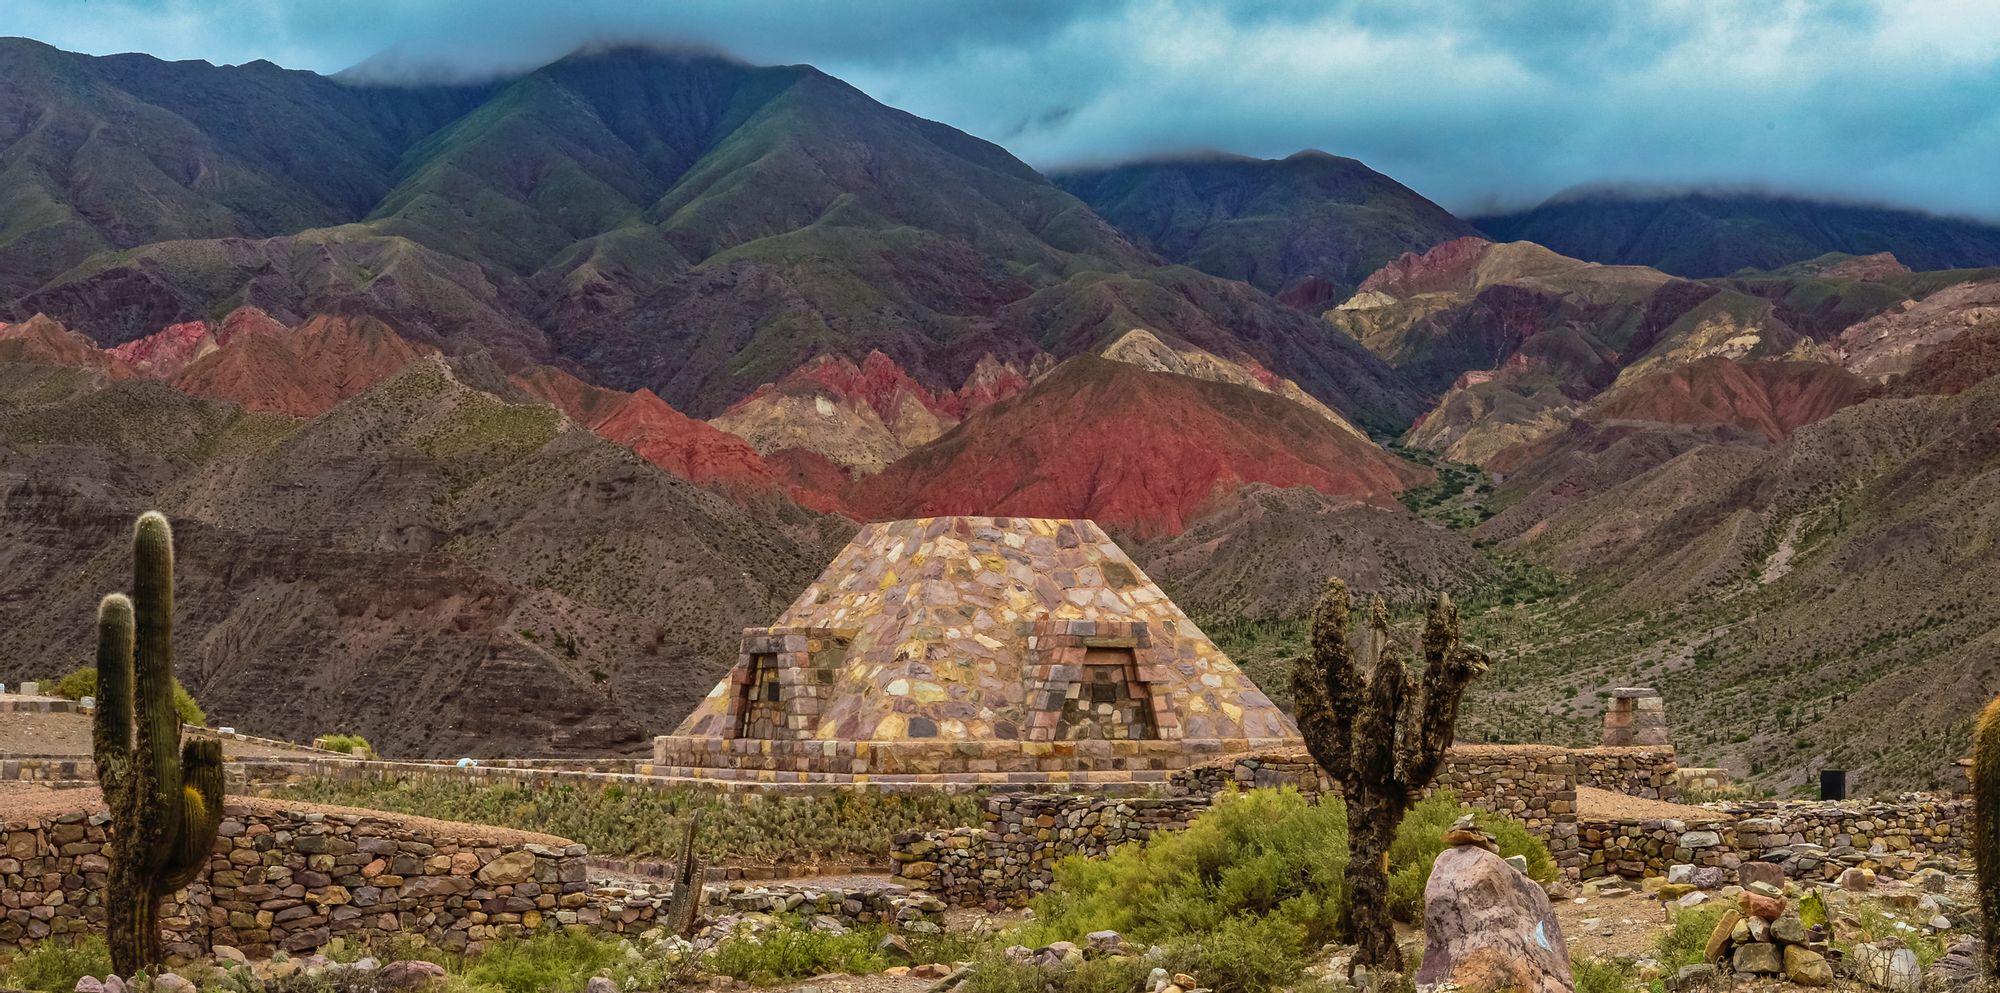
[1016,788,1552,993]
[316,734,373,755]
[1653,904,1727,969]
[0,937,114,993]
[269,777,981,866]
[52,666,206,727]
[1571,955,1639,993]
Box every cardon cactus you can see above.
[665,811,707,938]
[1291,579,1489,972]
[1974,693,2000,976]
[91,512,223,975]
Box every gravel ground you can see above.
[1575,786,1718,821]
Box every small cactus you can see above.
[1973,693,2000,976]
[92,512,224,975]
[664,811,707,938]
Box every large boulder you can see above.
[1415,844,1574,993]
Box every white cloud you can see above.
[5,0,1996,217]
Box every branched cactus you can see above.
[1291,579,1489,972]
[92,512,224,975]
[1973,693,2000,976]
[665,811,707,938]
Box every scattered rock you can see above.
[1730,942,1781,974]
[1415,843,1574,992]
[74,979,103,993]
[1666,964,1718,992]
[1839,867,1877,891]
[877,933,915,964]
[1703,909,1739,963]
[1782,944,1832,986]
[149,975,194,993]
[1850,942,1921,992]
[584,978,615,993]
[1737,889,1785,921]
[377,960,449,992]
[1736,862,1785,889]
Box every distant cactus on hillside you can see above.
[1973,693,2000,976]
[91,512,224,975]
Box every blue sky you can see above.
[9,0,1999,218]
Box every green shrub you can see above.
[460,932,616,993]
[1,937,113,993]
[1386,793,1558,922]
[960,953,1151,993]
[317,734,373,755]
[1572,955,1640,993]
[1014,788,1552,993]
[705,924,891,984]
[52,667,206,726]
[1653,904,1726,969]
[1156,914,1312,993]
[1024,788,1348,953]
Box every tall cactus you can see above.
[91,512,224,976]
[1291,579,1488,972]
[664,811,707,938]
[1973,693,2000,976]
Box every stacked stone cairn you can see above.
[1697,881,1836,985]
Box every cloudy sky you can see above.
[9,0,1999,217]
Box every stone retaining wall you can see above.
[1,802,940,958]
[1575,794,1969,883]
[892,795,1213,905]
[1,758,94,784]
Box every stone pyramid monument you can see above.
[653,516,1298,786]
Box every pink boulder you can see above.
[1415,844,1575,993]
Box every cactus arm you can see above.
[1974,693,2000,976]
[92,593,136,812]
[131,511,184,866]
[1289,579,1355,786]
[163,738,224,890]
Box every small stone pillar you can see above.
[1602,687,1668,747]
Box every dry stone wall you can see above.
[1,801,941,958]
[1576,794,1970,883]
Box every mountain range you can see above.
[1475,188,2000,278]
[4,37,1999,791]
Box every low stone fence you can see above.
[1,758,94,785]
[1,801,941,958]
[1576,794,1969,883]
[892,794,1211,905]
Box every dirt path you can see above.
[0,710,324,760]
[0,783,573,847]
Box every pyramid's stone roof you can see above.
[662,517,1295,782]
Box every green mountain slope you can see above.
[3,42,1425,428]
[1057,151,1477,308]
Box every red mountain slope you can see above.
[850,354,1430,537]
[512,366,840,512]
[0,315,133,374]
[170,314,431,416]
[1584,358,1863,442]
